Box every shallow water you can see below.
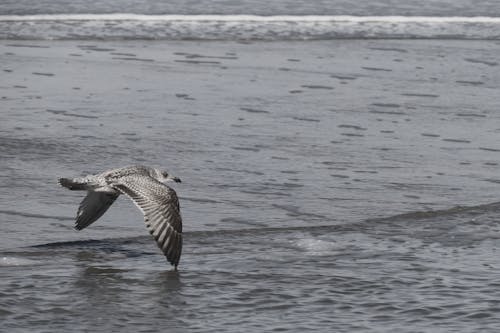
[1,39,500,331]
[3,203,500,332]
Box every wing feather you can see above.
[75,192,119,230]
[112,175,182,268]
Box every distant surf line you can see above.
[2,14,500,40]
[2,14,500,23]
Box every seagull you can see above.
[58,165,183,269]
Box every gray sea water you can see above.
[3,0,500,40]
[2,0,500,332]
[2,0,500,16]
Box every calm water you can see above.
[2,0,500,331]
[2,0,500,16]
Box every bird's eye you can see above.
[162,171,169,177]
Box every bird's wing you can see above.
[111,175,182,268]
[75,192,119,230]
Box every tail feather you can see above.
[58,178,87,191]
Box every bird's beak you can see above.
[166,175,182,183]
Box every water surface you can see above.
[1,39,500,331]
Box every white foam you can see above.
[2,14,500,40]
[0,256,38,266]
[296,237,337,255]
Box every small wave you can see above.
[18,201,500,253]
[31,238,114,248]
[0,256,40,266]
[2,14,500,40]
[295,237,337,255]
[0,209,73,221]
[369,201,500,224]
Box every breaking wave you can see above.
[2,14,500,40]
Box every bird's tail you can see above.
[58,177,88,191]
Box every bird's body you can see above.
[58,165,183,269]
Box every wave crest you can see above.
[2,14,500,40]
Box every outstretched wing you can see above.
[75,192,119,230]
[112,175,182,268]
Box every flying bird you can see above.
[58,165,183,269]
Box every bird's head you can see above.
[157,169,182,183]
